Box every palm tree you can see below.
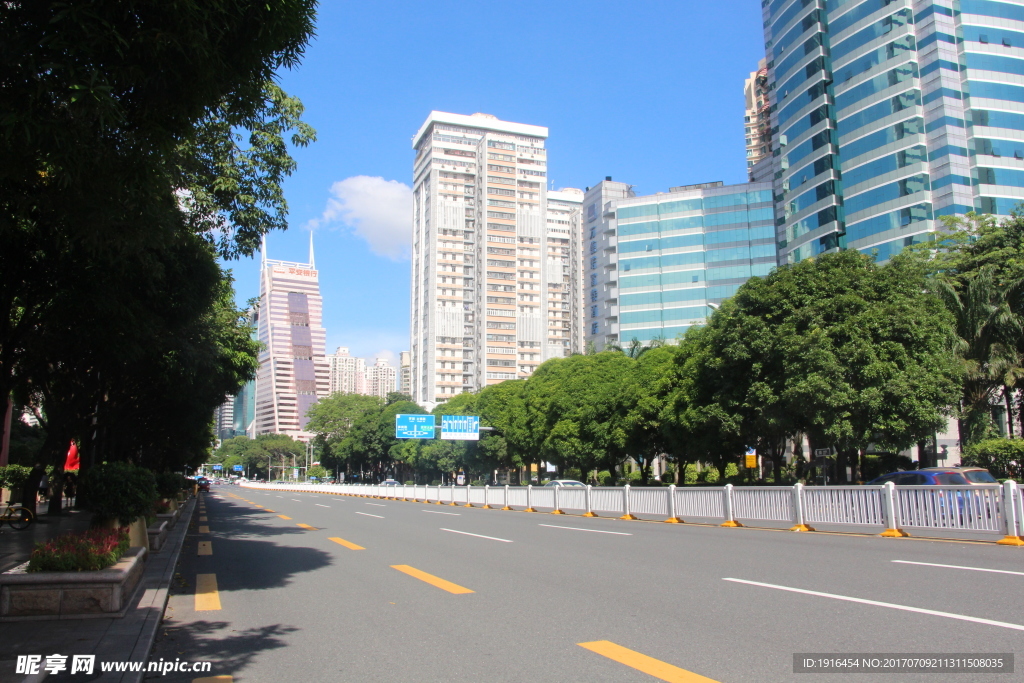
[932,268,1024,446]
[608,336,666,359]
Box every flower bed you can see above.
[28,528,129,573]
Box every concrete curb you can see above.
[113,495,197,683]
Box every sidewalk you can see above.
[0,497,197,683]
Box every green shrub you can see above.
[28,527,129,572]
[306,465,327,480]
[724,463,739,479]
[79,462,158,525]
[0,464,33,491]
[430,479,441,486]
[963,439,1024,479]
[404,480,414,485]
[153,472,185,499]
[562,468,582,481]
[683,463,699,485]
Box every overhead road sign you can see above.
[233,465,243,472]
[396,414,436,439]
[212,464,222,471]
[441,415,480,441]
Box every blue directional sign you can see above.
[212,464,223,471]
[395,414,436,439]
[441,415,480,441]
[233,465,244,472]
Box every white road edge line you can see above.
[892,560,1024,577]
[538,524,632,536]
[440,528,513,543]
[315,504,330,508]
[422,510,460,516]
[291,499,302,502]
[366,503,386,506]
[355,512,384,519]
[723,578,1024,632]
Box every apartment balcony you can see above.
[605,305,618,319]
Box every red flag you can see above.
[64,441,80,471]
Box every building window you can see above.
[590,257,597,269]
[591,305,598,318]
[591,322,599,334]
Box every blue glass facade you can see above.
[584,181,775,348]
[765,0,1024,263]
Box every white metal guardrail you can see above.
[240,480,1024,544]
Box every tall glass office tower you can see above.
[583,179,775,350]
[765,0,1024,263]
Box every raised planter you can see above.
[0,547,147,620]
[156,506,180,531]
[147,520,169,552]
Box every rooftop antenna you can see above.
[309,231,316,269]
[261,235,267,265]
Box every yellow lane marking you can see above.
[194,574,221,611]
[199,516,208,522]
[253,504,263,508]
[329,537,364,550]
[297,523,317,530]
[198,525,210,534]
[198,541,212,556]
[193,676,232,682]
[264,509,275,513]
[578,641,719,682]
[390,565,474,594]
[277,515,292,520]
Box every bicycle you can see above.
[0,505,35,530]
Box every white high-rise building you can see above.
[398,351,411,396]
[254,238,330,441]
[326,346,366,395]
[409,111,582,407]
[366,357,397,400]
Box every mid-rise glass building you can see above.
[765,0,1024,263]
[583,180,775,350]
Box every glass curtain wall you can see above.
[765,0,1024,263]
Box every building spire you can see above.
[309,231,315,269]
[261,234,267,265]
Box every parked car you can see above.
[381,479,400,486]
[543,479,586,487]
[867,470,969,486]
[921,467,999,485]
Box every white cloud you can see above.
[307,176,412,259]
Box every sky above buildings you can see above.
[229,0,765,365]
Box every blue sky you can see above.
[228,0,765,365]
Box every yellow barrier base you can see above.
[583,511,598,517]
[619,514,638,520]
[720,520,743,527]
[880,528,909,537]
[789,524,815,532]
[500,506,512,510]
[997,535,1024,546]
[524,507,537,513]
[551,509,565,515]
[664,517,682,524]
[463,503,473,507]
[482,504,492,509]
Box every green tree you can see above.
[305,393,384,477]
[525,353,635,482]
[682,251,962,482]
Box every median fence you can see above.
[241,480,1024,545]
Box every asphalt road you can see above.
[145,485,1024,682]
